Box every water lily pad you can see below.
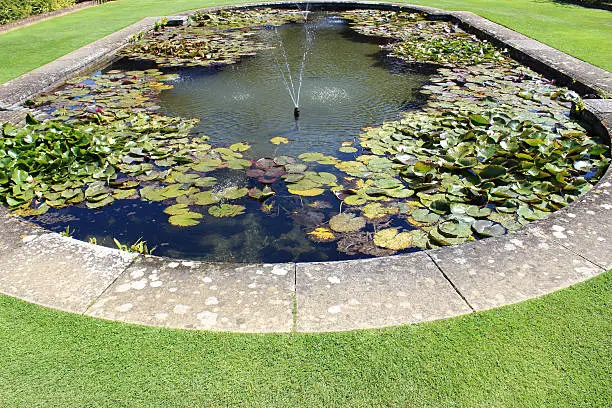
[194,191,220,205]
[163,203,190,215]
[230,142,251,152]
[329,212,366,233]
[472,219,506,237]
[208,204,246,217]
[362,203,399,219]
[168,211,203,227]
[343,195,367,206]
[219,186,248,200]
[287,187,325,197]
[248,186,275,201]
[86,195,114,209]
[373,228,413,250]
[270,136,289,145]
[438,220,472,238]
[307,227,339,243]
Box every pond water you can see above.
[34,17,433,262]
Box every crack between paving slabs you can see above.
[531,229,608,272]
[82,254,139,315]
[426,252,476,312]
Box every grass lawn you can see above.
[0,1,610,406]
[0,271,610,406]
[0,0,610,83]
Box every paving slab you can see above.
[527,176,612,270]
[295,252,472,332]
[0,234,135,312]
[86,257,295,332]
[429,230,604,311]
[0,206,47,253]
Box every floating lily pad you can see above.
[373,228,413,250]
[307,227,339,242]
[270,136,289,145]
[287,187,325,197]
[219,186,248,200]
[472,220,506,237]
[168,211,203,227]
[329,212,366,233]
[208,204,246,218]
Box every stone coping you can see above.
[0,2,610,333]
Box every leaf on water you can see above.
[219,186,248,200]
[208,204,246,217]
[287,187,325,197]
[373,228,413,250]
[329,212,366,233]
[269,136,289,145]
[230,142,251,152]
[362,203,399,219]
[472,219,506,237]
[168,211,203,227]
[307,227,339,243]
[194,191,220,206]
[163,203,190,215]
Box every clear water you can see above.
[34,17,433,263]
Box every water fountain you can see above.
[269,3,314,119]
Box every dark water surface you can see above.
[34,17,433,263]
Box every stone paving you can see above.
[0,2,610,332]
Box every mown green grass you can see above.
[0,272,610,406]
[0,1,610,406]
[0,0,610,83]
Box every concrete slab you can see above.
[429,230,604,311]
[295,253,472,332]
[0,206,47,253]
[527,175,612,270]
[0,234,135,312]
[86,257,295,332]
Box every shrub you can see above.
[0,0,76,25]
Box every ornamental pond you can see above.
[1,8,609,263]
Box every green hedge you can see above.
[0,0,76,25]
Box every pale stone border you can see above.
[0,2,609,333]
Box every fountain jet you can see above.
[294,107,300,119]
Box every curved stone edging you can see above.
[0,2,610,333]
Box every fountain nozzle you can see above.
[294,107,300,120]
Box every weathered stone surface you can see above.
[295,253,471,332]
[0,206,47,253]
[429,230,604,311]
[86,257,295,332]
[527,174,612,270]
[0,234,135,312]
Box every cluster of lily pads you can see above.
[341,10,507,66]
[121,8,306,68]
[0,8,609,258]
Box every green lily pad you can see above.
[219,186,248,200]
[373,228,413,250]
[472,219,506,237]
[168,211,203,227]
[208,204,246,217]
[329,212,366,233]
[163,203,190,215]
